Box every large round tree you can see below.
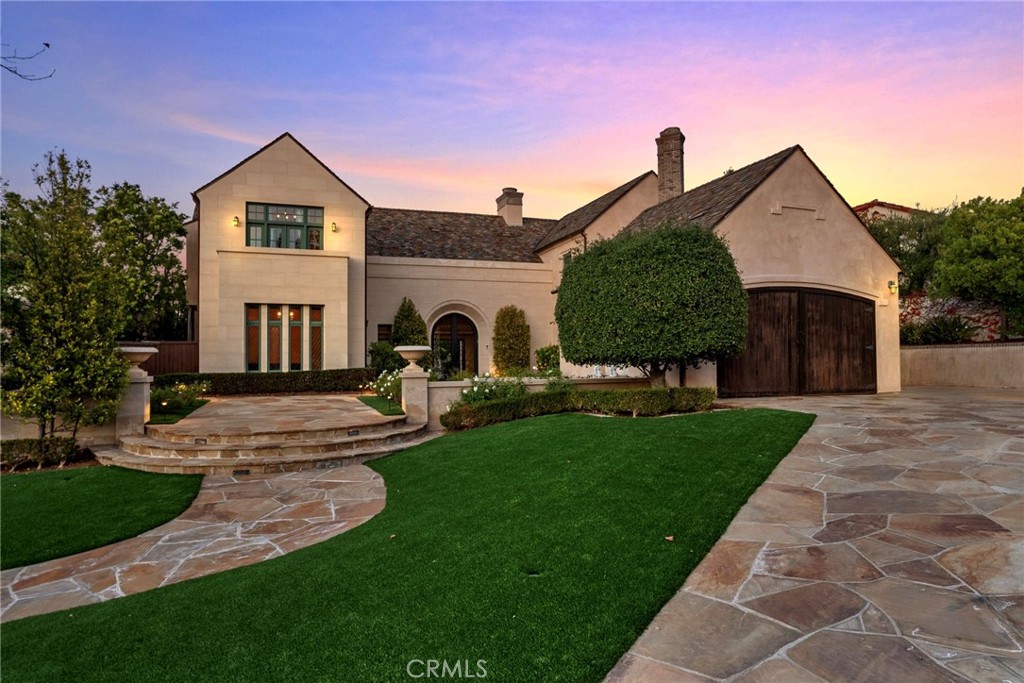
[555,221,747,386]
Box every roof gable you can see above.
[192,132,371,207]
[366,208,555,263]
[626,146,800,232]
[534,171,656,252]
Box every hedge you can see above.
[1,438,88,472]
[440,387,716,431]
[153,368,375,395]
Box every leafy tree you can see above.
[1,152,130,441]
[492,305,531,374]
[391,297,428,346]
[95,183,189,340]
[556,222,747,387]
[932,194,1024,334]
[864,208,946,294]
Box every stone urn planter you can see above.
[120,345,159,379]
[394,345,432,372]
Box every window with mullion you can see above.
[245,203,324,250]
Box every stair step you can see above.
[121,423,426,459]
[146,414,407,444]
[94,432,441,475]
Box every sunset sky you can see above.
[2,2,1021,220]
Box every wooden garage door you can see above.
[717,288,876,397]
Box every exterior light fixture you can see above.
[887,280,898,294]
[232,216,240,227]
[331,222,338,232]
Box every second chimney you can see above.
[497,187,523,226]
[656,127,685,202]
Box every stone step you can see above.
[145,413,408,444]
[120,422,427,459]
[94,431,442,475]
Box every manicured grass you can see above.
[0,466,203,570]
[358,394,404,416]
[1,409,813,682]
[147,399,210,425]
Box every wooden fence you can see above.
[137,341,199,376]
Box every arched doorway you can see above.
[431,313,478,376]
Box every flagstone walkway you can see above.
[608,387,1024,683]
[0,466,385,622]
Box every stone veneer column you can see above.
[117,346,158,437]
[401,367,430,425]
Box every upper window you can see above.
[246,203,324,250]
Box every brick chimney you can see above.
[656,127,685,202]
[496,187,523,226]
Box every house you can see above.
[852,199,918,222]
[184,127,900,396]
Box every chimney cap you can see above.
[658,126,685,141]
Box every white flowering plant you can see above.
[453,374,528,407]
[363,369,402,407]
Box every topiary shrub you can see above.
[493,305,531,375]
[535,345,561,376]
[556,221,747,386]
[392,297,428,346]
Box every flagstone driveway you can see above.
[609,387,1023,683]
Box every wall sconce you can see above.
[232,216,240,227]
[887,280,898,294]
[331,222,338,232]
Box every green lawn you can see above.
[358,394,405,416]
[1,409,813,682]
[0,466,203,570]
[148,399,210,424]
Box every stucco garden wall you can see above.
[367,256,555,373]
[192,135,368,372]
[716,151,902,392]
[901,343,1024,389]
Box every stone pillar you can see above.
[117,346,158,437]
[394,345,433,426]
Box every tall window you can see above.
[310,306,323,371]
[245,305,260,372]
[246,203,324,250]
[289,305,303,371]
[268,305,282,371]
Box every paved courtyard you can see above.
[609,387,1023,683]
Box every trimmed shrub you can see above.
[392,297,428,346]
[535,345,561,375]
[1,438,87,472]
[543,376,577,394]
[492,305,531,375]
[440,386,716,431]
[153,368,374,395]
[369,341,406,376]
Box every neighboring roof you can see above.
[191,132,371,207]
[851,199,918,214]
[534,171,656,252]
[626,146,801,232]
[366,208,556,263]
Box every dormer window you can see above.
[246,203,324,250]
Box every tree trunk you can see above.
[649,364,667,387]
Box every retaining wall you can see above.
[900,342,1024,390]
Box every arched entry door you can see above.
[431,313,478,375]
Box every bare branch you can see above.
[1,42,55,81]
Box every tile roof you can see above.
[626,146,801,232]
[366,208,556,263]
[534,171,656,252]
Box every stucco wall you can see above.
[901,343,1024,389]
[367,256,555,373]
[716,151,902,392]
[193,136,368,372]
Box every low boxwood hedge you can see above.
[153,368,375,396]
[440,387,716,431]
[1,438,89,472]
